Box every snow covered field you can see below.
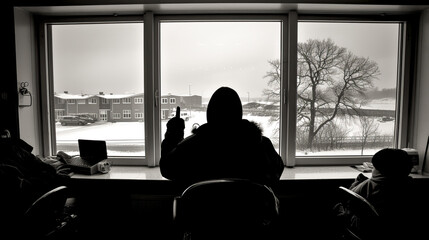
[56,99,395,156]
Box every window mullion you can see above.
[154,14,162,166]
[42,23,56,157]
[144,12,157,167]
[284,11,298,167]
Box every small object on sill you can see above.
[362,161,374,169]
[351,165,373,173]
[97,161,111,174]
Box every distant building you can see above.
[54,92,100,121]
[54,91,202,122]
[98,93,145,122]
[160,94,202,119]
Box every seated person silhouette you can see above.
[347,148,418,239]
[160,86,284,187]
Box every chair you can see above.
[335,186,380,240]
[23,185,78,239]
[173,179,280,240]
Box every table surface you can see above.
[71,165,429,181]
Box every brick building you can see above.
[54,92,202,122]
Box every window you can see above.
[135,112,144,119]
[113,113,121,119]
[160,19,282,151]
[123,110,131,119]
[47,22,144,162]
[123,98,132,104]
[134,97,143,104]
[89,98,97,104]
[38,14,415,167]
[293,20,403,165]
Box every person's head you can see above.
[371,148,413,178]
[206,87,243,126]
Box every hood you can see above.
[372,148,412,178]
[206,87,243,126]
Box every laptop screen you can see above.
[78,139,108,163]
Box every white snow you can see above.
[56,99,395,157]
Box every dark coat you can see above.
[345,170,420,239]
[350,171,414,217]
[0,139,70,237]
[160,119,284,187]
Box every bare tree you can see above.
[316,119,351,151]
[264,38,380,150]
[359,116,380,155]
[263,59,281,102]
[263,59,281,137]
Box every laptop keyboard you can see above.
[66,157,93,167]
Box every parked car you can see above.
[169,112,190,121]
[378,116,394,122]
[74,113,96,123]
[59,116,88,126]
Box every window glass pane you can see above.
[296,22,399,156]
[160,21,281,151]
[51,23,144,157]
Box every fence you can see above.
[301,135,394,151]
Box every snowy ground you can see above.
[56,112,394,157]
[56,98,395,156]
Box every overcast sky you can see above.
[52,21,398,100]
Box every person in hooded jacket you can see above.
[349,148,414,216]
[336,148,421,239]
[160,87,284,187]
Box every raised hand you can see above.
[165,106,185,140]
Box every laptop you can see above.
[66,139,108,175]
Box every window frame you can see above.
[37,13,417,167]
[38,15,147,166]
[294,14,419,166]
[153,14,289,166]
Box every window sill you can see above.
[70,165,429,181]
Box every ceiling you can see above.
[18,3,429,16]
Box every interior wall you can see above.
[416,9,429,174]
[1,5,19,139]
[14,7,40,154]
[12,5,429,159]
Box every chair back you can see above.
[173,179,279,240]
[24,185,72,238]
[337,186,380,240]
